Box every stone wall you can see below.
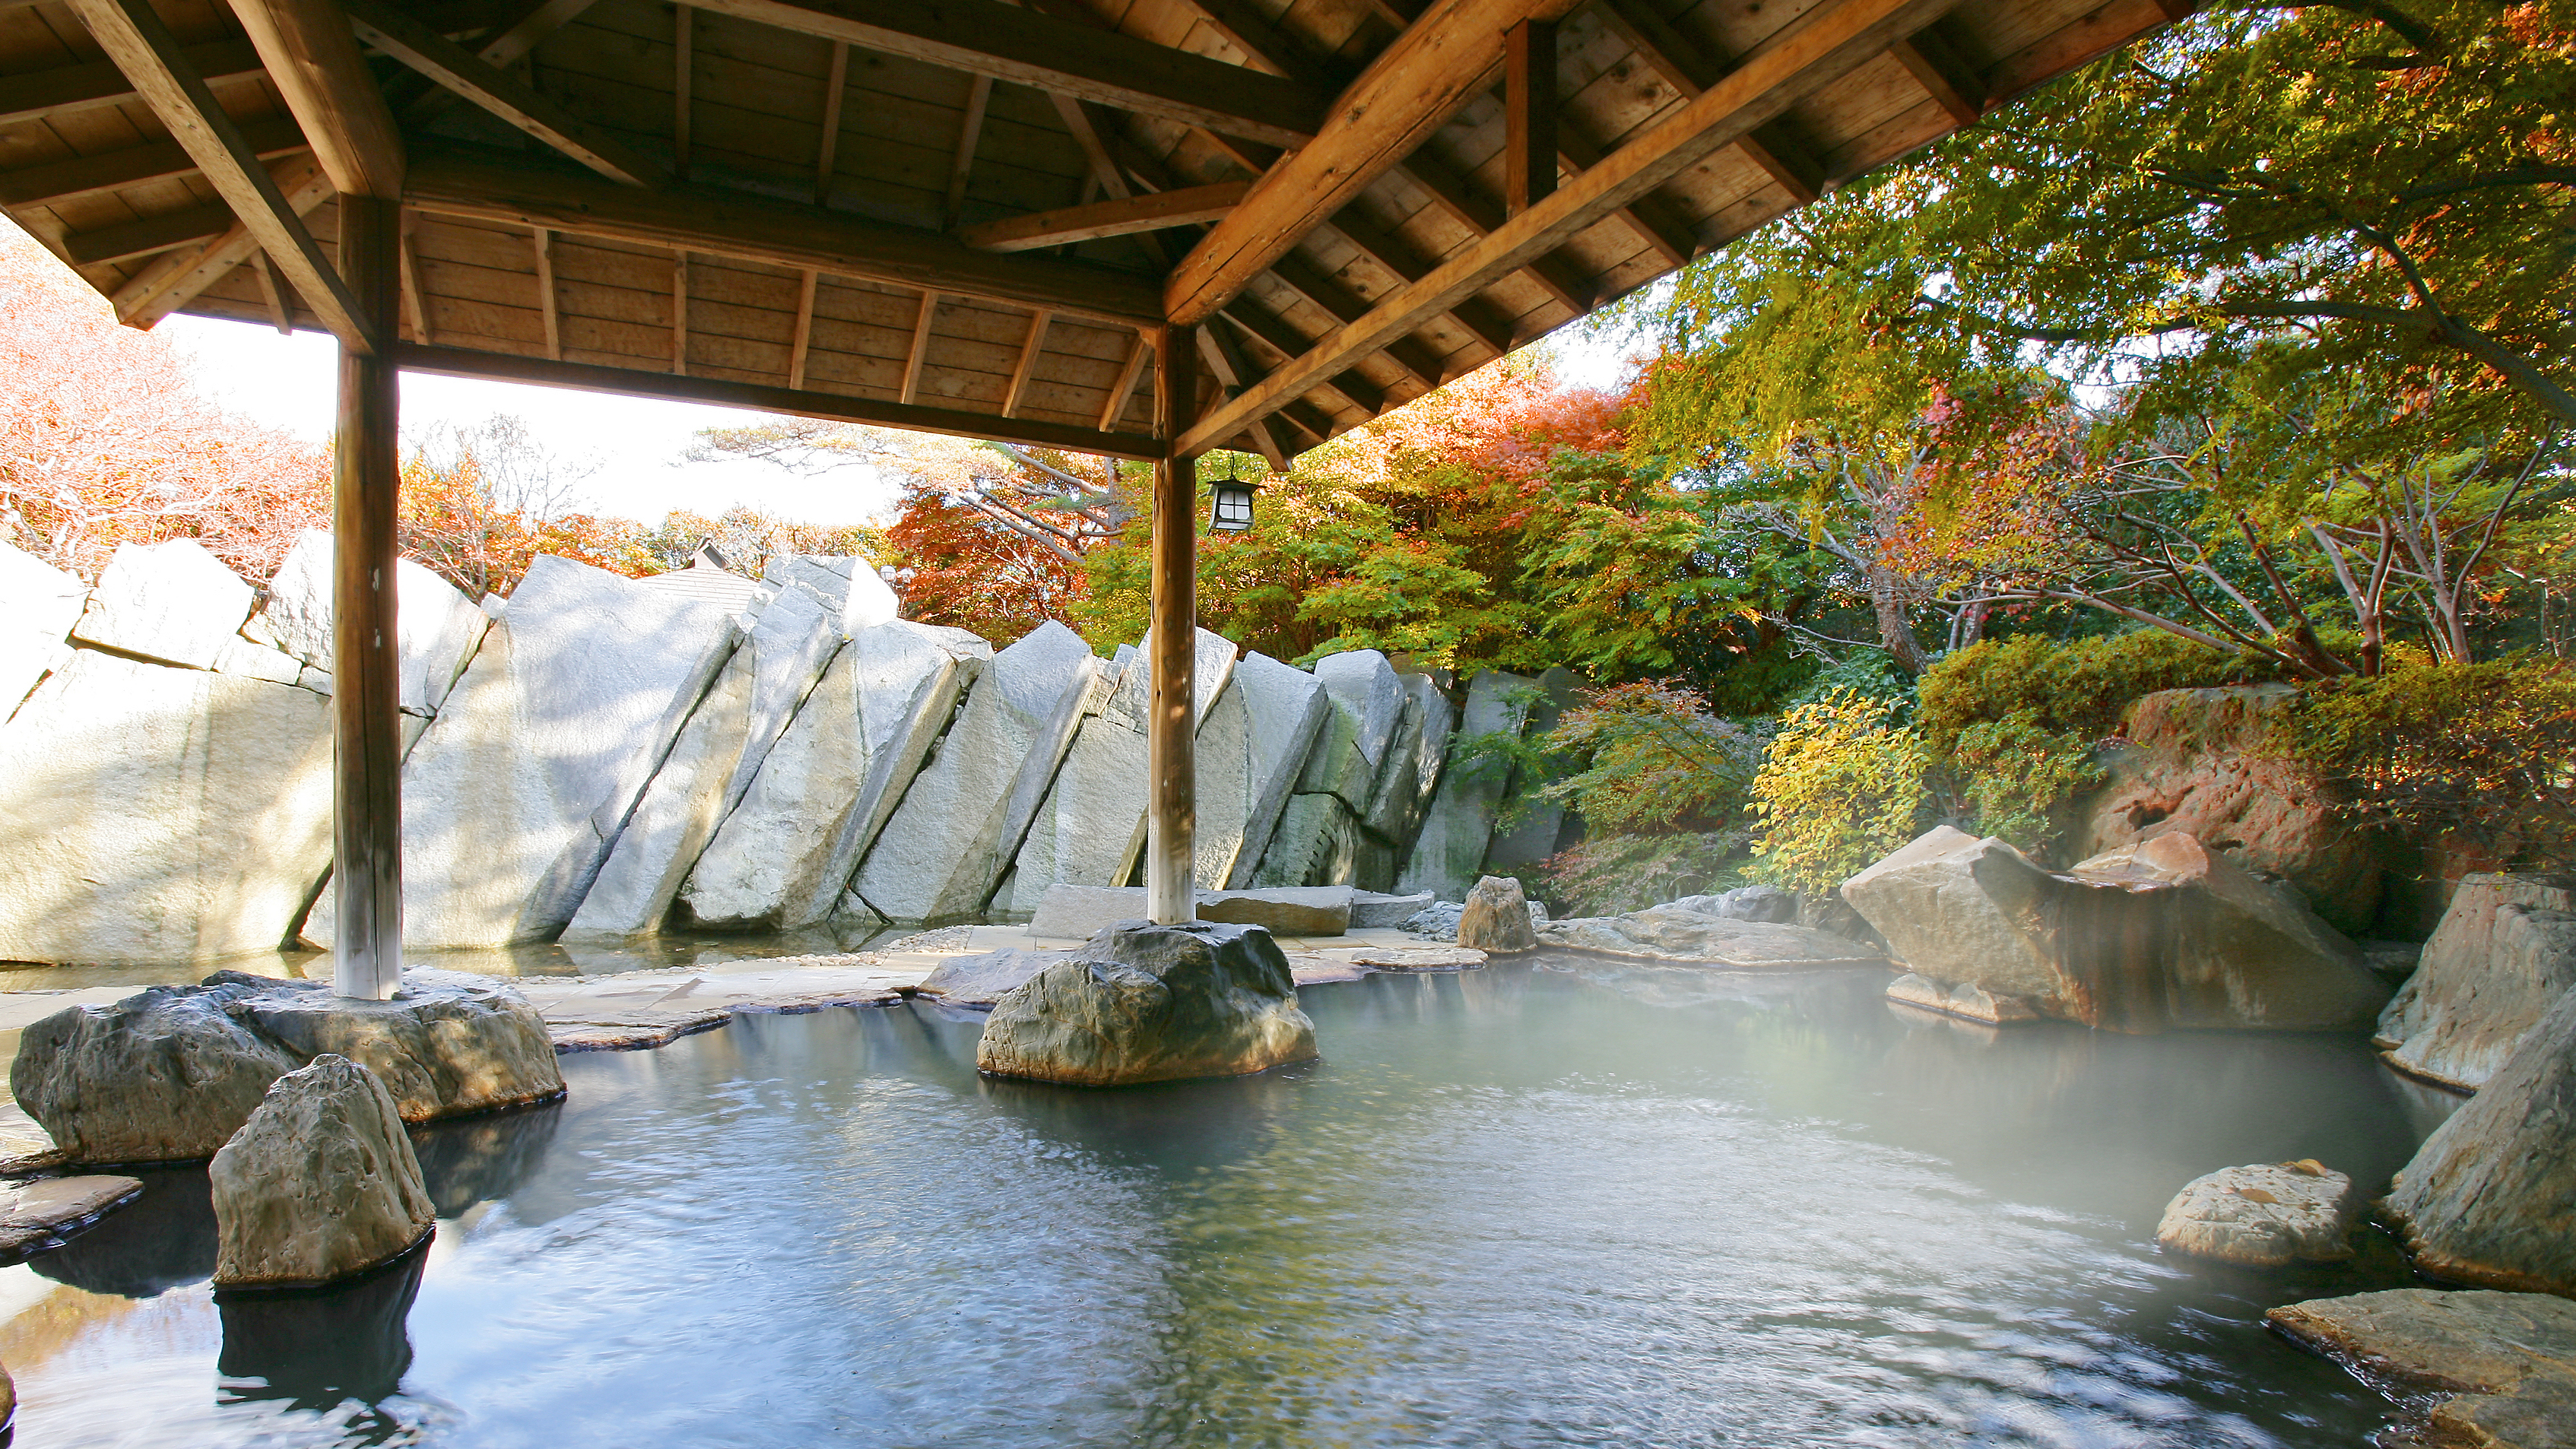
[0,538,1569,962]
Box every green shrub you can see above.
[1746,690,1932,892]
[1534,682,1767,835]
[2289,657,2576,867]
[1537,830,1750,916]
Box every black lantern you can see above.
[1207,455,1258,533]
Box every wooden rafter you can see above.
[671,250,690,376]
[0,38,264,128]
[228,0,405,198]
[674,3,695,178]
[787,267,818,388]
[961,182,1247,252]
[347,0,668,187]
[686,0,1329,147]
[403,147,1165,326]
[1502,18,1556,215]
[899,290,939,404]
[1890,30,1987,127]
[395,342,1165,459]
[399,212,429,343]
[112,152,332,326]
[1319,209,1513,360]
[532,224,562,360]
[1195,324,1286,469]
[63,203,233,265]
[814,40,849,203]
[1179,0,1956,452]
[250,249,293,333]
[1216,296,1384,414]
[477,0,604,66]
[1098,331,1150,431]
[1265,251,1445,392]
[0,116,305,208]
[66,0,379,350]
[941,75,992,228]
[1002,308,1052,417]
[1591,0,1827,205]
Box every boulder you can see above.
[0,648,335,962]
[1842,826,2068,1007]
[1399,669,1535,902]
[2155,1160,2356,1266]
[1252,792,1362,888]
[1542,905,1888,968]
[975,921,1319,1085]
[2083,683,2386,934]
[2384,984,2576,1296]
[849,621,1097,923]
[566,642,764,935]
[1360,671,1457,848]
[70,538,253,670]
[11,971,563,1165]
[243,530,489,716]
[1218,653,1330,889]
[1458,875,1539,953]
[1885,973,2040,1024]
[1481,665,1579,870]
[209,1054,436,1289]
[1352,889,1436,929]
[1670,885,1800,924]
[913,947,1072,1007]
[1294,649,1404,810]
[0,1174,144,1261]
[308,556,740,948]
[2377,874,2576,1092]
[1024,883,1355,940]
[0,539,84,718]
[2267,1289,2576,1449]
[1401,898,1546,941]
[1003,688,1145,913]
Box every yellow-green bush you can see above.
[2289,657,2576,867]
[1746,690,1931,892]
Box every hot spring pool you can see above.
[0,958,2458,1447]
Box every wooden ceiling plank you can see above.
[67,0,379,350]
[1215,295,1382,413]
[671,249,689,374]
[394,340,1165,458]
[1317,210,1510,357]
[533,223,562,358]
[0,116,307,208]
[941,74,991,228]
[227,0,406,197]
[1178,0,1956,453]
[1502,17,1554,214]
[250,247,294,331]
[0,38,265,127]
[1394,146,1591,311]
[960,180,1248,252]
[62,200,233,264]
[1001,306,1052,417]
[1265,249,1446,389]
[1097,328,1150,431]
[1166,0,1577,327]
[813,39,848,202]
[115,152,333,325]
[404,147,1164,325]
[787,265,817,385]
[686,0,1328,147]
[1889,31,1984,127]
[347,0,668,187]
[674,3,694,177]
[1591,0,1828,204]
[477,0,601,66]
[898,288,937,403]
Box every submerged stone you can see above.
[1885,972,2039,1024]
[2156,1161,2356,1267]
[0,1175,144,1262]
[1544,905,1886,969]
[1457,875,1539,953]
[976,921,1318,1086]
[914,947,1074,1008]
[2267,1289,2576,1448]
[210,1054,436,1289]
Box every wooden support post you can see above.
[788,265,817,388]
[332,194,404,1000]
[1146,325,1198,925]
[533,224,561,359]
[1504,18,1556,215]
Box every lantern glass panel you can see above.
[1209,481,1257,532]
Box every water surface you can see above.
[0,958,2454,1447]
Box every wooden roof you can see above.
[0,0,2181,463]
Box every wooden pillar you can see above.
[332,194,404,1000]
[1146,325,1199,925]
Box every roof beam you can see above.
[1167,0,1574,326]
[0,38,265,127]
[813,40,848,203]
[62,202,233,265]
[941,75,991,228]
[112,152,333,326]
[685,0,1328,147]
[68,0,380,351]
[1179,0,1953,453]
[227,0,405,197]
[1215,295,1385,414]
[1890,28,1987,127]
[1591,0,1826,204]
[393,342,1166,460]
[0,116,306,208]
[960,181,1248,252]
[1098,331,1151,432]
[1502,18,1555,215]
[1002,309,1052,417]
[345,0,668,186]
[403,147,1163,326]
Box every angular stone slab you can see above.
[1252,793,1361,888]
[915,947,1074,1007]
[1542,905,1888,968]
[1004,701,1145,914]
[0,649,335,963]
[514,955,922,1051]
[71,538,252,670]
[2267,1289,2576,1449]
[1399,668,1533,902]
[1024,883,1356,940]
[2156,1160,2356,1266]
[1294,649,1403,810]
[1841,826,2066,1006]
[2385,984,2576,1296]
[310,556,740,948]
[1363,671,1456,848]
[1352,889,1435,929]
[1220,653,1330,889]
[2377,874,2576,1092]
[849,621,1097,924]
[0,539,84,718]
[976,921,1319,1086]
[1886,972,2039,1024]
[1481,664,1578,870]
[210,1054,436,1289]
[568,642,765,936]
[0,1175,143,1262]
[243,530,490,715]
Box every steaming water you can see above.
[0,959,2459,1447]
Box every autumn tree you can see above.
[399,415,652,596]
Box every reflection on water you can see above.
[2,956,2451,1447]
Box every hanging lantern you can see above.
[1207,455,1258,533]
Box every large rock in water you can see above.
[210,1055,436,1289]
[11,971,563,1165]
[1542,905,1886,968]
[1458,875,1540,953]
[1400,670,1534,902]
[852,621,1097,923]
[242,530,489,716]
[0,538,84,718]
[1842,826,2068,1012]
[2384,985,2576,1296]
[2267,1289,2576,1449]
[2377,874,2576,1092]
[976,921,1318,1085]
[308,556,740,947]
[2156,1160,2356,1266]
[0,648,335,962]
[2083,684,2386,934]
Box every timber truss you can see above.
[2,0,2188,463]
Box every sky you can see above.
[160,306,1646,530]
